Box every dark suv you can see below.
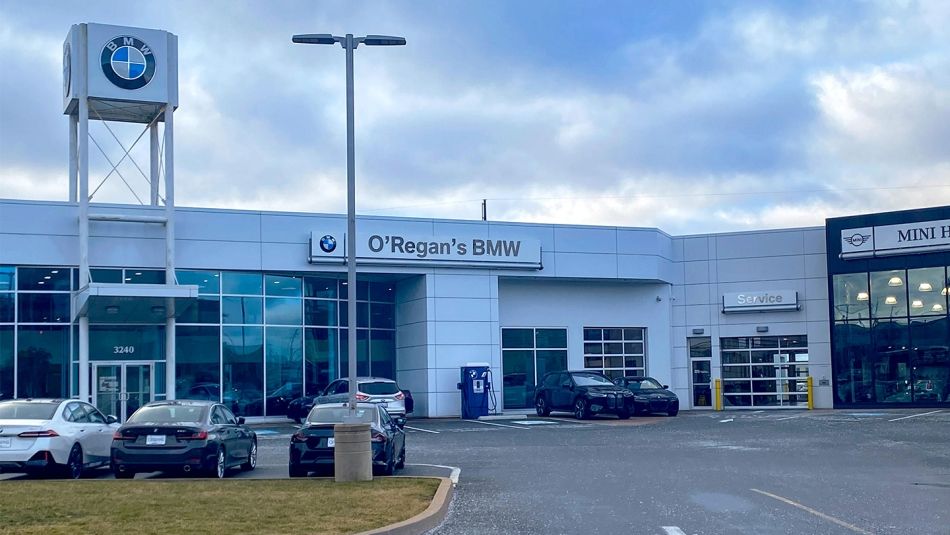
[534,371,635,419]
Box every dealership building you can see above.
[1,23,948,419]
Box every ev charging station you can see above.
[458,363,492,419]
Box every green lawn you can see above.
[0,478,440,535]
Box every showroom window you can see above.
[501,328,568,409]
[582,327,646,380]
[720,336,808,407]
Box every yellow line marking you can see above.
[750,488,874,535]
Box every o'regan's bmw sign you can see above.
[309,231,542,269]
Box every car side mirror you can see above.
[237,417,246,425]
[394,416,406,429]
[663,385,669,390]
[106,415,118,424]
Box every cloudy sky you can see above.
[1,1,949,235]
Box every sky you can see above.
[1,0,949,235]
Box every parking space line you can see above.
[750,488,873,534]
[661,527,687,535]
[776,415,801,421]
[404,425,440,434]
[407,463,461,485]
[888,410,942,422]
[471,419,530,430]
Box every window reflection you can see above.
[871,270,907,318]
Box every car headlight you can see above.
[589,392,606,398]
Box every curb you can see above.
[357,477,454,535]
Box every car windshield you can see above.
[307,406,377,425]
[127,405,207,424]
[0,402,58,420]
[628,378,664,390]
[360,381,399,395]
[571,373,613,386]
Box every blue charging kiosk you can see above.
[458,362,491,419]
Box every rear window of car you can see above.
[127,405,207,424]
[360,381,399,395]
[0,402,58,420]
[307,406,377,425]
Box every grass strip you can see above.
[0,478,440,535]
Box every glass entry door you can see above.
[93,363,153,422]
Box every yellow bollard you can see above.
[714,378,722,411]
[806,376,814,410]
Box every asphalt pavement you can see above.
[2,409,948,535]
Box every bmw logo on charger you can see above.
[100,36,156,90]
[319,235,337,253]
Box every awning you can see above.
[73,283,199,323]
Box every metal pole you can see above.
[150,122,159,206]
[69,115,78,203]
[164,105,176,400]
[78,97,90,403]
[345,34,358,415]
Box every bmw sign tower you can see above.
[63,24,196,406]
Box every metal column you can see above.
[164,106,176,400]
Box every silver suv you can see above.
[314,377,408,418]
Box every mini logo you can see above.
[319,235,337,253]
[100,36,156,90]
[844,233,871,247]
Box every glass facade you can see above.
[689,337,712,407]
[501,328,568,409]
[0,266,398,417]
[832,269,950,405]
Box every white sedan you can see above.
[0,399,119,478]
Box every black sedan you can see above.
[613,376,679,416]
[289,402,405,477]
[534,371,635,419]
[111,400,257,479]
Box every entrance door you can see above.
[93,363,153,422]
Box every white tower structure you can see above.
[64,23,195,408]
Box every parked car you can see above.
[534,371,635,420]
[289,402,406,477]
[111,400,257,479]
[266,382,303,416]
[313,377,410,421]
[289,386,414,424]
[613,376,680,416]
[0,399,119,478]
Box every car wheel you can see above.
[667,407,679,417]
[395,446,406,469]
[617,409,631,420]
[241,440,257,471]
[573,398,589,420]
[289,463,307,478]
[382,452,395,476]
[535,396,551,417]
[64,445,83,479]
[208,448,226,479]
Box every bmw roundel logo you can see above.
[319,235,337,253]
[100,36,156,90]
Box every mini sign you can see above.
[309,230,542,269]
[722,290,800,313]
[841,218,950,259]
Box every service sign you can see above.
[309,230,542,269]
[841,219,950,259]
[722,290,800,313]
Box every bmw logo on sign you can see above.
[319,235,337,253]
[100,36,156,90]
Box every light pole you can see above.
[291,34,405,419]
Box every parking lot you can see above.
[2,409,948,535]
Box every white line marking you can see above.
[751,488,873,534]
[511,420,557,425]
[888,410,942,422]
[472,419,529,430]
[407,463,461,486]
[776,415,800,421]
[751,410,764,414]
[719,418,734,423]
[404,425,440,434]
[661,527,687,535]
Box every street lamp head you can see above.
[292,33,338,45]
[362,35,407,46]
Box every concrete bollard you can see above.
[334,423,372,482]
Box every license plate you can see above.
[327,437,335,448]
[0,437,10,448]
[146,435,166,446]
